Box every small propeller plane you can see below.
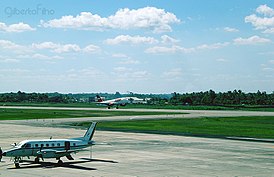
[0,122,97,168]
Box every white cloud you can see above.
[0,40,100,56]
[256,4,274,16]
[145,45,194,54]
[0,22,35,32]
[18,54,63,60]
[41,7,180,33]
[224,27,239,32]
[32,42,76,53]
[32,42,100,53]
[82,44,101,53]
[245,14,274,30]
[245,4,274,33]
[105,35,158,45]
[197,42,229,50]
[0,40,29,53]
[54,44,81,53]
[269,60,274,64]
[263,28,274,33]
[146,41,230,54]
[233,35,271,45]
[161,35,179,44]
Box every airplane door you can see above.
[65,141,70,151]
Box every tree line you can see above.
[0,91,71,103]
[170,90,273,106]
[0,90,273,106]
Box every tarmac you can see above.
[0,108,274,176]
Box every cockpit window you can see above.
[21,143,31,148]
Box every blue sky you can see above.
[0,0,273,93]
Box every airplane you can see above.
[96,95,130,109]
[0,122,97,168]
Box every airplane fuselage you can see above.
[4,138,93,158]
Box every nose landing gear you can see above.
[14,157,22,168]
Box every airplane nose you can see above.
[0,151,3,161]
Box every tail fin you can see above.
[83,122,97,141]
[96,95,103,102]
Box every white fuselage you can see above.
[4,138,91,158]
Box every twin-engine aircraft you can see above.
[0,122,97,168]
[96,95,130,109]
[96,95,143,109]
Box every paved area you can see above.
[1,123,274,177]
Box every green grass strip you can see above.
[0,108,185,120]
[73,116,274,139]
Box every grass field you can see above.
[72,116,274,139]
[0,108,185,120]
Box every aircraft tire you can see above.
[15,163,20,168]
[57,160,63,166]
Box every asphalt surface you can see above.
[0,123,274,177]
[0,107,274,176]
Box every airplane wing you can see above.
[37,149,78,158]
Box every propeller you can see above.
[0,147,2,162]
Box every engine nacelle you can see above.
[38,150,57,158]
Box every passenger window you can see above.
[73,143,76,146]
[52,143,55,147]
[35,144,39,147]
[41,144,44,147]
[25,143,31,148]
[57,143,60,147]
[46,144,49,147]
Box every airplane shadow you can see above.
[6,158,116,171]
[80,158,118,163]
[6,158,118,171]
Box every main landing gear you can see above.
[56,157,63,166]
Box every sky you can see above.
[0,0,273,93]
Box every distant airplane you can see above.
[96,95,144,109]
[0,122,97,168]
